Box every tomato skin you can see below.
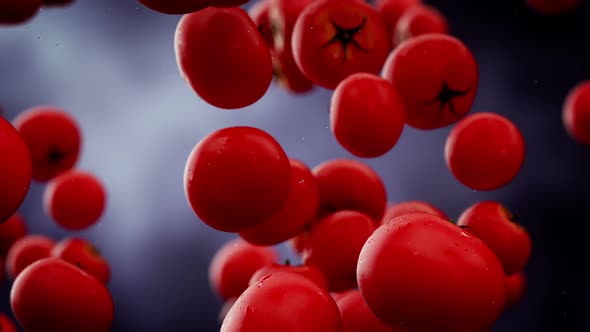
[44,170,107,230]
[138,0,209,15]
[240,159,319,246]
[0,214,27,257]
[13,106,81,182]
[221,272,341,332]
[383,33,478,129]
[0,0,41,24]
[249,0,274,48]
[5,235,55,279]
[209,238,278,300]
[0,117,32,224]
[249,263,328,290]
[505,272,527,308]
[0,313,17,332]
[445,112,525,191]
[376,0,421,40]
[51,237,111,285]
[313,159,386,221]
[331,73,405,158]
[357,213,506,332]
[184,127,292,233]
[335,290,392,332]
[11,258,114,332]
[393,4,448,46]
[382,200,447,224]
[563,81,590,145]
[175,7,273,109]
[292,0,390,89]
[210,0,250,6]
[526,0,580,15]
[303,211,376,292]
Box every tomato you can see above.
[313,159,386,221]
[382,200,447,224]
[526,0,580,15]
[457,201,532,275]
[184,126,292,232]
[11,258,114,332]
[331,73,405,158]
[51,237,110,284]
[382,33,478,129]
[5,235,55,279]
[303,211,376,292]
[0,214,27,257]
[249,0,274,48]
[13,106,81,182]
[209,238,278,300]
[0,313,17,332]
[393,4,448,46]
[221,272,341,332]
[138,0,209,14]
[357,213,506,331]
[376,0,421,40]
[563,80,590,145]
[0,0,41,24]
[445,112,525,191]
[335,290,392,332]
[44,170,107,230]
[209,0,250,6]
[175,7,273,109]
[505,272,526,308]
[292,0,390,89]
[249,262,328,290]
[240,159,319,246]
[0,117,32,223]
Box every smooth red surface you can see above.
[313,159,387,221]
[376,0,421,39]
[11,258,114,332]
[445,112,525,190]
[249,263,328,290]
[209,238,278,300]
[0,313,17,332]
[358,213,507,331]
[44,170,107,230]
[221,272,341,332]
[138,0,209,15]
[394,4,448,46]
[457,201,532,275]
[292,0,390,89]
[184,127,292,232]
[240,159,319,246]
[336,290,392,332]
[5,235,55,280]
[331,73,405,158]
[0,214,27,257]
[0,0,41,24]
[13,106,82,182]
[382,200,448,224]
[304,211,376,292]
[383,33,478,129]
[51,237,110,284]
[563,80,590,145]
[506,272,527,308]
[0,117,32,223]
[175,7,273,109]
[526,0,580,15]
[248,0,273,49]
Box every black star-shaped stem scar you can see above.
[48,148,64,164]
[421,80,473,116]
[320,17,368,62]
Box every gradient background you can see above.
[1,0,590,331]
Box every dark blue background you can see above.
[1,0,589,331]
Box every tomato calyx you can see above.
[500,206,520,223]
[48,148,64,164]
[422,80,473,116]
[321,17,368,62]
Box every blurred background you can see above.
[1,0,590,331]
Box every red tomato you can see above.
[393,4,448,46]
[0,214,27,257]
[5,235,55,280]
[313,159,387,221]
[526,0,580,15]
[240,159,319,246]
[457,201,532,275]
[221,272,341,332]
[382,33,478,129]
[292,0,390,89]
[382,200,447,224]
[331,73,405,158]
[358,213,506,331]
[209,0,250,6]
[51,237,110,285]
[44,170,107,230]
[304,211,376,292]
[209,238,278,300]
[175,7,273,109]
[336,290,392,332]
[13,106,81,182]
[563,81,590,145]
[445,112,525,191]
[249,262,328,290]
[376,0,421,40]
[0,117,32,223]
[505,272,527,308]
[11,258,114,332]
[0,313,17,332]
[184,127,292,232]
[138,0,209,14]
[0,0,41,24]
[249,0,274,48]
